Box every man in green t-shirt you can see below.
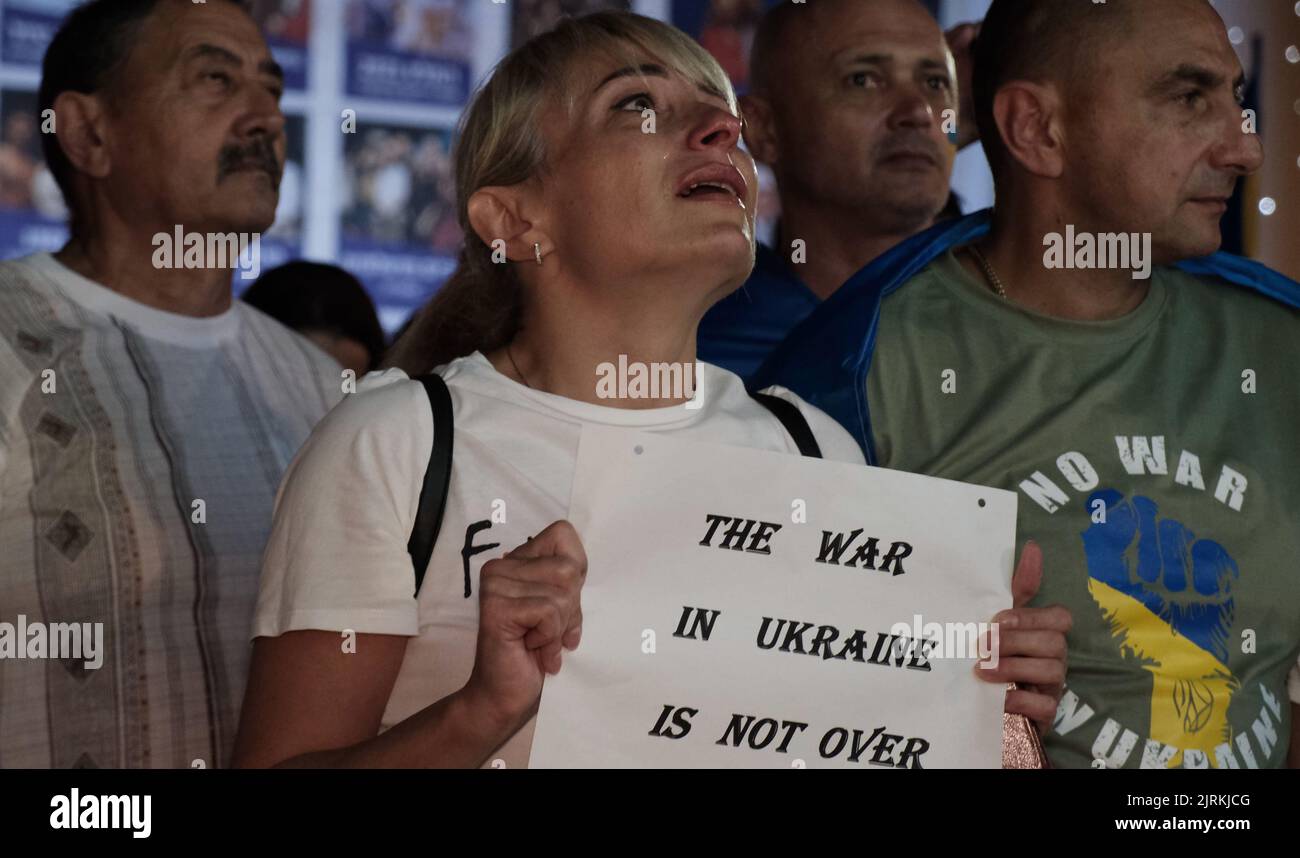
[755,0,1300,768]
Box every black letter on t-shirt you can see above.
[462,520,500,598]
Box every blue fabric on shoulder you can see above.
[751,208,1300,465]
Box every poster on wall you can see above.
[338,120,460,332]
[344,0,474,107]
[0,0,79,68]
[670,0,775,93]
[510,0,629,49]
[0,88,68,260]
[249,0,312,91]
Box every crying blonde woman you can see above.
[232,10,1069,769]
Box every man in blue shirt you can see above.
[699,0,977,379]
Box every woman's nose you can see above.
[687,105,742,152]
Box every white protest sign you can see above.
[528,426,1017,769]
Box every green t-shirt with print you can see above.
[867,249,1300,769]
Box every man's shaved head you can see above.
[741,0,957,237]
[972,0,1137,178]
[751,0,937,98]
[975,0,1259,263]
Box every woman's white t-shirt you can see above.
[252,351,865,767]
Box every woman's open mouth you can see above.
[679,182,745,207]
[675,162,748,208]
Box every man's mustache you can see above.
[217,138,282,186]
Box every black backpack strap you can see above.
[749,391,823,458]
[407,373,454,595]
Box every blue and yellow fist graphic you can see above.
[1081,490,1240,765]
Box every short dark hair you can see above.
[972,0,1133,184]
[241,262,388,370]
[38,0,248,228]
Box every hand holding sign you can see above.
[463,520,587,735]
[530,427,1017,768]
[974,540,1072,731]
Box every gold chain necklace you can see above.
[969,244,1009,300]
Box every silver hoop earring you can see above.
[534,242,543,265]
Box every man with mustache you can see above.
[755,0,1300,767]
[698,0,977,379]
[0,0,341,767]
